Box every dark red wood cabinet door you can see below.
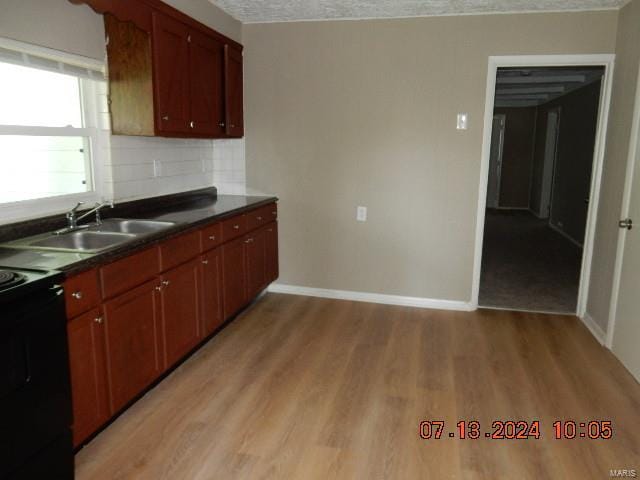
[160,259,201,368]
[222,236,247,319]
[67,308,110,447]
[265,222,279,285]
[103,280,162,413]
[224,45,244,137]
[200,249,223,337]
[245,229,266,299]
[152,12,190,134]
[188,30,225,137]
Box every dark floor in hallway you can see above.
[479,209,582,313]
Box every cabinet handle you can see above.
[189,121,195,129]
[94,316,103,324]
[245,238,254,244]
[71,291,83,300]
[257,216,262,221]
[219,122,226,128]
[155,285,162,292]
[233,224,240,230]
[162,115,169,121]
[202,259,209,265]
[162,280,170,287]
[209,235,216,240]
[187,34,192,43]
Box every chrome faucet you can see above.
[60,201,114,233]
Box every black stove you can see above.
[0,270,27,289]
[0,267,63,304]
[0,265,73,480]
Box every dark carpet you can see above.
[479,209,582,314]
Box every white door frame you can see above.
[605,63,640,348]
[471,54,616,317]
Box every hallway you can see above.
[479,209,582,313]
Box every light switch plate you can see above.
[457,113,468,130]
[357,206,367,222]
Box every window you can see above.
[0,38,107,222]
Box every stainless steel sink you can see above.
[94,218,176,235]
[27,231,136,253]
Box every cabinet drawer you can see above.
[65,269,100,318]
[100,247,160,300]
[246,206,270,231]
[200,222,222,252]
[221,214,247,242]
[160,230,200,270]
[266,203,277,222]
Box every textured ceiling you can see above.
[210,0,626,23]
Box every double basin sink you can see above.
[10,219,177,254]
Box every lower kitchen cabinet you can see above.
[222,235,248,319]
[67,308,110,447]
[66,203,278,446]
[246,228,266,299]
[200,248,223,336]
[160,259,201,368]
[103,280,163,413]
[265,222,279,285]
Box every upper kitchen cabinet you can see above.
[224,45,244,137]
[74,0,243,139]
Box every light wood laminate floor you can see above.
[76,293,640,479]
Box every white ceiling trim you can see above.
[211,0,626,24]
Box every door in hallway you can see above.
[487,114,505,208]
[612,113,640,382]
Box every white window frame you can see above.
[0,37,109,225]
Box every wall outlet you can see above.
[357,206,367,222]
[457,113,468,130]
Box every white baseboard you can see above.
[267,283,474,312]
[580,312,607,345]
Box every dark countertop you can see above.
[0,189,277,277]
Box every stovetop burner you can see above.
[0,270,27,290]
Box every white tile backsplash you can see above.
[101,124,246,201]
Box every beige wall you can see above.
[0,0,106,59]
[0,0,241,60]
[244,12,618,302]
[588,0,640,331]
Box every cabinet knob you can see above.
[209,235,216,240]
[245,238,254,244]
[230,124,235,128]
[257,216,262,221]
[219,122,226,128]
[202,259,209,265]
[162,115,169,121]
[94,316,103,324]
[272,211,277,216]
[155,285,162,292]
[162,280,170,287]
[71,291,83,300]
[189,121,195,129]
[233,225,240,230]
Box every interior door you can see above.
[486,114,505,208]
[611,114,640,382]
[539,108,561,218]
[188,30,225,137]
[152,12,190,134]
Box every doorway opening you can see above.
[473,58,614,315]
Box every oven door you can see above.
[0,288,72,478]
